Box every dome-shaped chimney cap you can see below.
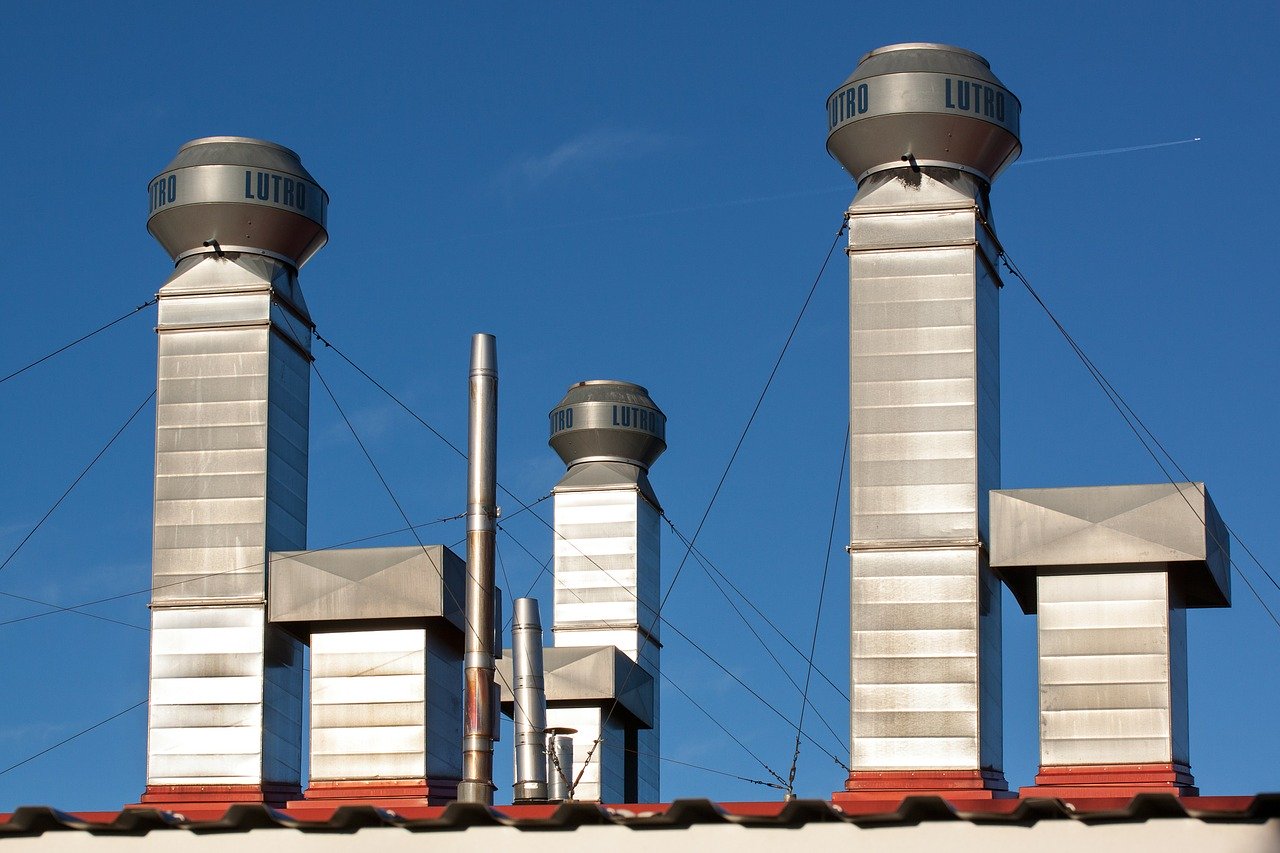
[826,43,1021,185]
[548,380,666,471]
[147,136,329,267]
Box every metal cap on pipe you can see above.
[548,380,666,471]
[147,136,329,267]
[546,727,577,803]
[471,332,498,378]
[826,43,1022,184]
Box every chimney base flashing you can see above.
[285,778,461,811]
[129,782,301,812]
[1021,762,1198,799]
[834,769,1012,803]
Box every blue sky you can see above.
[1,0,1278,809]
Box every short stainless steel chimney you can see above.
[512,598,549,802]
[991,483,1231,798]
[268,545,466,809]
[138,137,328,810]
[827,45,1020,802]
[546,728,577,803]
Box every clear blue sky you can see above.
[1,0,1277,809]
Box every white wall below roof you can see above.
[3,817,1277,852]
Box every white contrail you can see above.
[1015,137,1202,166]
[426,138,1204,245]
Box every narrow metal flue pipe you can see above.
[547,728,576,803]
[459,333,498,805]
[512,598,549,802]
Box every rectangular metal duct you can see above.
[497,645,656,728]
[498,644,656,803]
[267,544,467,805]
[990,483,1230,796]
[268,545,465,630]
[990,482,1230,611]
[142,253,310,807]
[307,627,463,793]
[1037,571,1189,768]
[842,170,1007,798]
[548,485,661,802]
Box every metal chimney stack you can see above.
[991,484,1231,798]
[511,598,549,802]
[546,728,576,803]
[540,381,665,802]
[137,137,327,809]
[826,46,1021,802]
[459,333,499,805]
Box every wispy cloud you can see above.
[0,721,69,744]
[500,128,671,192]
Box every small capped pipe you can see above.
[546,727,577,803]
[512,598,549,802]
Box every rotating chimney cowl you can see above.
[826,43,1022,184]
[146,136,329,267]
[548,380,666,471]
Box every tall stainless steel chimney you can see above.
[138,137,327,810]
[459,333,499,805]
[826,45,1020,803]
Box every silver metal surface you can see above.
[148,137,328,267]
[546,729,576,802]
[497,645,656,729]
[549,380,666,471]
[267,545,466,632]
[146,606,303,786]
[460,333,498,805]
[550,486,661,802]
[512,598,549,802]
[990,483,1231,613]
[990,483,1229,772]
[503,645,653,800]
[151,255,312,605]
[1036,572,1188,766]
[845,165,1005,776]
[827,44,1021,184]
[308,627,463,783]
[145,140,327,794]
[501,643,654,802]
[544,379,666,802]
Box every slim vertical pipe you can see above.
[547,728,576,803]
[512,598,549,802]
[459,333,498,804]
